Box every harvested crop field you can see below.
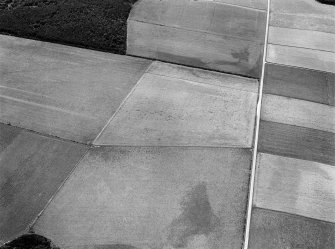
[0,0,137,54]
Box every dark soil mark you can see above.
[231,48,250,63]
[0,0,138,54]
[167,182,220,248]
[0,234,59,249]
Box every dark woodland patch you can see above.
[316,0,335,5]
[0,234,59,249]
[0,0,138,54]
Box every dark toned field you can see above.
[0,0,137,54]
